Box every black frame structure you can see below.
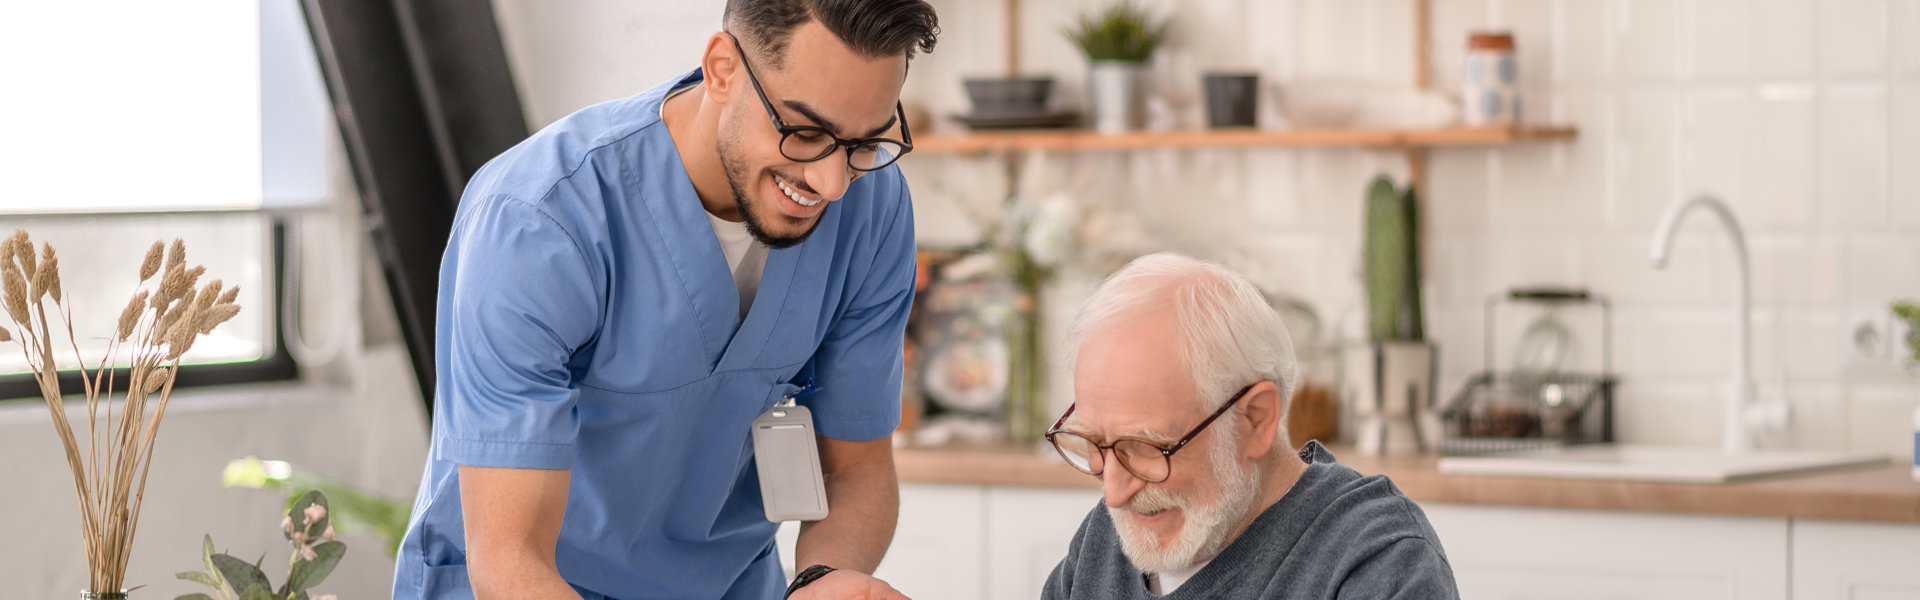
[298,0,529,414]
[0,223,301,401]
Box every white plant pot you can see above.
[1087,61,1145,135]
[1342,340,1441,457]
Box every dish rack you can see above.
[1438,288,1618,456]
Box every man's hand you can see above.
[789,570,911,600]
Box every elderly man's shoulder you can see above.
[1301,444,1447,546]
[1296,444,1458,596]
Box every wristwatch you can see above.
[785,564,837,598]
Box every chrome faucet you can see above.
[1649,194,1787,453]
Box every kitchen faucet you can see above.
[1649,194,1787,453]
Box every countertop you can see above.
[893,442,1920,524]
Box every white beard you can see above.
[1108,430,1262,575]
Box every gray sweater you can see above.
[1041,442,1460,599]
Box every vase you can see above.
[1086,61,1145,135]
[1004,289,1047,445]
[81,591,128,599]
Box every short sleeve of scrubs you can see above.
[432,194,602,470]
[801,173,916,442]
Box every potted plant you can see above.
[1064,1,1168,134]
[2,231,243,598]
[1344,176,1440,457]
[176,490,348,600]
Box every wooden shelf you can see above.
[910,125,1577,155]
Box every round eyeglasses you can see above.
[728,33,913,172]
[1044,384,1256,483]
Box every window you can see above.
[0,0,327,397]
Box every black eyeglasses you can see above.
[726,33,913,172]
[1044,384,1256,484]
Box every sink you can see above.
[1436,444,1889,484]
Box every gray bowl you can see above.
[963,77,1054,115]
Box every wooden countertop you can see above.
[893,442,1920,524]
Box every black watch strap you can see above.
[785,564,838,598]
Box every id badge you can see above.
[751,396,829,522]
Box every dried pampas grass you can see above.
[3,229,243,595]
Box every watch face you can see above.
[922,332,1009,415]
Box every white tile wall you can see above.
[1819,85,1890,231]
[1682,88,1754,222]
[1610,381,1726,445]
[1236,148,1298,228]
[1898,1,1920,77]
[1846,385,1920,457]
[1558,0,1614,86]
[1609,90,1681,230]
[879,0,1920,450]
[1298,0,1379,83]
[1749,0,1819,79]
[1428,0,1492,90]
[1493,0,1554,88]
[1752,311,1849,381]
[1818,0,1889,78]
[1843,236,1920,305]
[1895,82,1920,228]
[1770,383,1848,451]
[517,0,1920,451]
[1546,92,1613,233]
[1628,310,1739,381]
[1748,87,1818,231]
[1748,237,1845,308]
[1578,237,1727,307]
[1615,0,1682,82]
[1689,0,1751,81]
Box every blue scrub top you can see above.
[393,69,915,599]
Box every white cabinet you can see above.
[1423,503,1790,600]
[1791,520,1920,600]
[880,483,991,600]
[983,487,1104,599]
[791,486,1920,600]
[780,482,1097,600]
[780,483,990,600]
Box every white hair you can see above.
[1065,252,1300,417]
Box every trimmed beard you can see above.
[1108,425,1262,575]
[715,110,823,249]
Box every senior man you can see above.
[1041,253,1459,599]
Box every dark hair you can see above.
[724,0,939,69]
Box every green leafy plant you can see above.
[1893,301,1920,363]
[176,490,346,600]
[1063,1,1168,62]
[223,456,412,556]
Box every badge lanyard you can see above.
[751,374,829,522]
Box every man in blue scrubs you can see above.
[393,1,938,598]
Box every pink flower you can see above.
[300,544,318,561]
[291,531,307,545]
[303,504,327,524]
[321,524,335,542]
[280,515,294,534]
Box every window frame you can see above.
[0,219,299,401]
